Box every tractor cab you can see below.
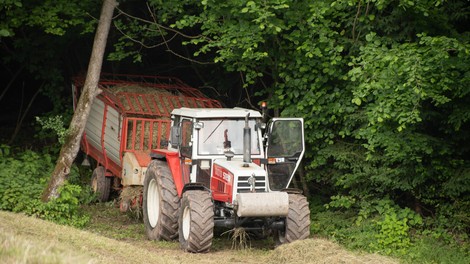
[166,107,304,195]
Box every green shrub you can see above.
[321,197,424,255]
[0,147,90,227]
[371,210,412,255]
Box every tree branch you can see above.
[0,64,25,103]
[113,4,214,65]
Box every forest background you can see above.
[0,0,468,262]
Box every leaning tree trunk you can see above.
[42,0,118,202]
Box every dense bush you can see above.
[0,145,90,227]
[312,196,469,263]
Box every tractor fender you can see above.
[150,151,166,160]
[182,182,209,193]
[235,192,289,217]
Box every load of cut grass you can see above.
[110,85,175,95]
[119,186,143,219]
[107,85,190,116]
[270,238,398,264]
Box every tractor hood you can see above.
[211,158,267,205]
[213,158,267,180]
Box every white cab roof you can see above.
[171,107,262,119]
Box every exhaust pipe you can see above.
[243,113,251,166]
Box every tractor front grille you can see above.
[236,175,267,193]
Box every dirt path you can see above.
[0,210,398,264]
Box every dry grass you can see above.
[222,227,251,250]
[271,239,398,264]
[1,228,93,264]
[0,210,399,264]
[1,210,180,264]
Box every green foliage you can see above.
[405,236,470,264]
[370,205,422,255]
[373,212,411,255]
[38,184,90,227]
[326,195,356,209]
[326,197,422,255]
[421,201,470,244]
[312,208,470,263]
[0,147,90,227]
[35,115,69,144]
[0,144,10,156]
[311,210,377,250]
[0,0,97,37]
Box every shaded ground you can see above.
[0,205,398,264]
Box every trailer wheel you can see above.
[274,193,310,245]
[91,166,111,202]
[179,190,214,253]
[143,160,179,241]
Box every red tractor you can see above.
[144,107,310,252]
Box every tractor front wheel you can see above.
[179,190,214,253]
[143,160,179,241]
[274,193,310,245]
[91,166,111,202]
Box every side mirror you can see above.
[255,122,266,131]
[194,122,204,130]
[160,139,169,148]
[170,126,181,148]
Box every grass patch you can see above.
[404,236,470,264]
[1,227,93,264]
[82,202,146,241]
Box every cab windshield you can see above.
[198,119,261,155]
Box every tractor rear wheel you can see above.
[274,193,310,245]
[179,190,214,253]
[143,160,179,241]
[91,166,111,202]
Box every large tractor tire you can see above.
[179,190,214,253]
[275,193,310,245]
[91,166,111,202]
[143,160,179,241]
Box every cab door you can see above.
[265,118,305,191]
[179,118,193,186]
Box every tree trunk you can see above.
[42,0,117,202]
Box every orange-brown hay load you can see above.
[106,85,177,151]
[270,239,399,264]
[107,84,182,115]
